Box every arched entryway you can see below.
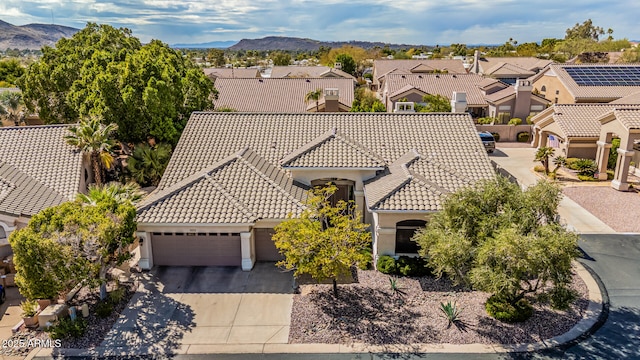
[395,220,426,254]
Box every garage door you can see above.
[151,232,241,266]
[254,228,284,262]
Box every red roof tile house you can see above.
[0,125,89,256]
[212,78,355,112]
[135,112,495,270]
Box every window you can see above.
[555,90,560,95]
[540,85,547,92]
[395,220,427,253]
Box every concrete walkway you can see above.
[491,146,614,234]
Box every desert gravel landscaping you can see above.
[563,186,640,233]
[290,267,588,345]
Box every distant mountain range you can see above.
[174,36,427,51]
[0,20,79,50]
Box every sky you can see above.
[1,0,639,46]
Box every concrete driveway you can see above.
[99,263,295,355]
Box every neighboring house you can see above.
[270,66,356,82]
[532,63,640,104]
[372,59,467,91]
[135,112,495,270]
[0,125,89,257]
[212,78,355,112]
[202,68,261,81]
[470,53,552,84]
[531,104,640,190]
[382,74,549,120]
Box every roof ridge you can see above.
[280,128,336,166]
[424,156,474,186]
[334,131,387,165]
[202,174,257,221]
[236,149,306,208]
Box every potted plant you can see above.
[20,300,39,327]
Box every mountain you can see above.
[171,40,237,49]
[224,36,425,51]
[0,19,79,50]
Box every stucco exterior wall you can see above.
[533,74,575,104]
[476,125,533,142]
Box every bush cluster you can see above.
[377,255,430,277]
[46,317,87,340]
[508,118,523,126]
[477,117,495,125]
[517,132,530,142]
[485,295,533,323]
[573,158,598,177]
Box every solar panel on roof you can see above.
[565,66,640,86]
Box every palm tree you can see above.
[77,182,146,206]
[65,117,119,185]
[0,92,26,126]
[127,143,172,187]
[535,146,555,175]
[304,88,323,112]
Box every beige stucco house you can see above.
[212,78,355,112]
[372,59,467,91]
[0,125,88,257]
[135,112,495,270]
[470,53,553,85]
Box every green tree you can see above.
[535,146,555,175]
[127,143,172,187]
[0,59,25,86]
[350,87,386,112]
[418,94,452,112]
[273,185,371,297]
[77,182,145,206]
[449,43,468,56]
[304,88,323,112]
[334,53,357,76]
[65,117,119,185]
[413,177,575,318]
[271,52,292,66]
[0,91,26,126]
[565,19,605,41]
[207,49,226,67]
[18,23,215,144]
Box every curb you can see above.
[26,260,605,358]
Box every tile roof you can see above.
[477,57,553,73]
[138,148,308,223]
[203,68,260,79]
[270,66,355,80]
[609,108,640,129]
[545,64,640,101]
[610,91,640,104]
[280,128,387,168]
[0,125,83,216]
[212,78,355,112]
[141,112,494,223]
[483,62,536,77]
[0,161,67,216]
[384,73,489,106]
[532,104,640,138]
[373,60,468,81]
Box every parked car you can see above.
[479,131,496,153]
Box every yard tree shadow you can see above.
[313,285,435,348]
[53,271,195,359]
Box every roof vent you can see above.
[418,75,423,78]
[271,141,277,148]
[259,79,263,82]
[401,75,405,78]
[435,75,440,78]
[452,75,457,78]
[306,79,310,82]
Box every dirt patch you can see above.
[290,267,588,345]
[563,186,640,233]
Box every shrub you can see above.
[534,165,545,172]
[608,138,620,170]
[377,255,396,275]
[396,256,430,277]
[573,159,597,177]
[109,286,126,305]
[95,300,114,318]
[508,118,523,126]
[477,117,495,125]
[485,295,533,323]
[440,301,462,326]
[578,174,597,181]
[46,317,87,340]
[388,277,406,297]
[526,114,534,124]
[607,170,614,180]
[549,286,577,310]
[491,132,500,142]
[517,132,530,142]
[358,246,373,270]
[565,158,581,170]
[20,300,39,318]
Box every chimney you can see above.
[472,50,480,74]
[324,88,340,112]
[513,79,533,119]
[450,92,467,113]
[334,62,342,70]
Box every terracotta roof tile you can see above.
[212,78,354,112]
[384,73,489,106]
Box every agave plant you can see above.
[439,300,462,327]
[388,276,406,298]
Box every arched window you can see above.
[395,220,427,253]
[540,85,547,92]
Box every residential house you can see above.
[270,66,356,83]
[372,59,467,91]
[212,78,355,112]
[531,104,640,190]
[0,125,89,257]
[135,112,495,270]
[202,68,261,81]
[470,53,552,85]
[532,63,640,104]
[381,74,549,120]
